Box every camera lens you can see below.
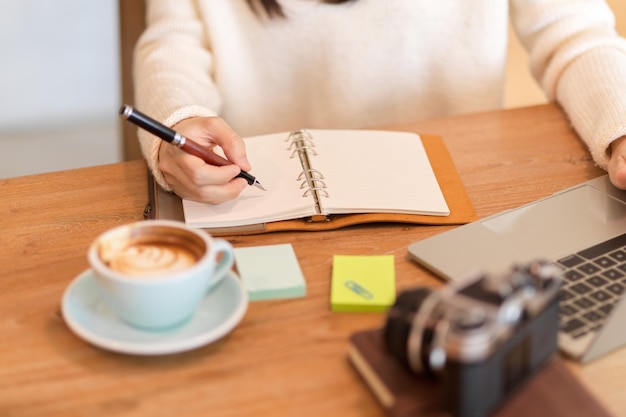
[383,288,433,372]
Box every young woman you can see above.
[134,0,626,203]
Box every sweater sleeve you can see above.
[133,0,221,190]
[510,0,626,170]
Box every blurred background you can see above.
[0,0,624,179]
[0,0,120,178]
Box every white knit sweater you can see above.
[134,0,626,190]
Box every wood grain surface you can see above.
[1,104,621,417]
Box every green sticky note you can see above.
[330,255,396,313]
[234,244,306,301]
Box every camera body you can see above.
[384,261,561,417]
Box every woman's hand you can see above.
[608,136,626,190]
[158,116,251,204]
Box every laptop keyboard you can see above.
[557,233,626,339]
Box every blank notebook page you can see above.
[182,133,314,228]
[310,130,448,215]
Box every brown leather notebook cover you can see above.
[348,328,614,417]
[146,134,477,235]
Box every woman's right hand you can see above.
[158,116,251,204]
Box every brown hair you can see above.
[246,0,355,18]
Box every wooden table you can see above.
[1,103,623,417]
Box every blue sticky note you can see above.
[234,244,306,301]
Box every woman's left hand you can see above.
[608,136,626,190]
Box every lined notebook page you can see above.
[182,129,449,228]
[310,130,449,216]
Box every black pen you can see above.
[119,105,266,191]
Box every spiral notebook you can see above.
[146,129,477,235]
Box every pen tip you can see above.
[254,181,267,191]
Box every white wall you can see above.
[0,0,121,178]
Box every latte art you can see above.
[104,242,199,277]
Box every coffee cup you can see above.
[87,220,234,330]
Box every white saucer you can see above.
[61,269,248,355]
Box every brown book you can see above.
[145,132,477,235]
[348,328,614,417]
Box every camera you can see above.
[384,261,561,417]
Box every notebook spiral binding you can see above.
[287,130,330,222]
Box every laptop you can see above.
[408,174,626,363]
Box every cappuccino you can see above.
[97,225,205,278]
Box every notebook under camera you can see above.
[408,175,626,363]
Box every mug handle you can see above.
[210,239,235,284]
